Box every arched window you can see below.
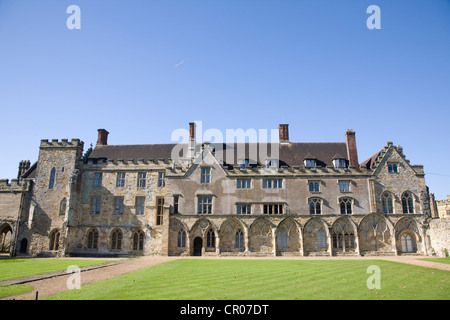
[206,229,215,248]
[177,229,186,248]
[111,229,122,250]
[339,198,353,214]
[60,198,67,216]
[87,229,98,249]
[133,230,144,251]
[49,229,60,251]
[401,234,415,253]
[381,193,394,214]
[278,229,287,249]
[317,228,327,249]
[309,198,321,215]
[235,229,244,249]
[49,167,56,189]
[402,192,414,214]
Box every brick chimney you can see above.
[345,129,359,169]
[189,122,196,158]
[96,129,109,146]
[279,124,289,144]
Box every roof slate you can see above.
[88,142,348,168]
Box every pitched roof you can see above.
[88,142,348,168]
[360,149,383,169]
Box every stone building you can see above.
[0,123,447,257]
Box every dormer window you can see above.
[265,159,278,168]
[238,159,249,170]
[333,158,347,169]
[305,159,316,169]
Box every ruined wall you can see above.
[428,218,450,257]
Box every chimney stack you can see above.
[279,124,289,144]
[17,160,31,179]
[189,122,196,158]
[345,129,359,169]
[96,129,109,146]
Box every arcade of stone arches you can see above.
[169,214,423,256]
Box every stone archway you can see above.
[0,224,13,253]
[358,213,393,254]
[276,218,301,256]
[193,237,202,256]
[248,218,273,255]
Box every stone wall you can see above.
[428,218,450,257]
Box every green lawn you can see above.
[420,257,450,265]
[0,258,112,299]
[0,258,113,282]
[45,259,449,300]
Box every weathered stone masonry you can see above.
[0,124,448,257]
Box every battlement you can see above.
[0,179,31,192]
[40,139,84,149]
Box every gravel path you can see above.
[3,255,448,300]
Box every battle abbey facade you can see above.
[0,123,448,257]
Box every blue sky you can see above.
[0,0,449,199]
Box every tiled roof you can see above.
[88,142,348,168]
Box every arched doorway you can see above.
[0,224,13,253]
[400,233,416,253]
[193,237,202,256]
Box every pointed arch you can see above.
[0,224,13,253]
[359,213,394,254]
[275,218,301,255]
[394,217,420,254]
[110,228,123,250]
[86,228,99,250]
[219,217,247,253]
[49,229,61,251]
[331,216,357,252]
[401,191,415,214]
[303,217,329,255]
[132,229,145,251]
[60,198,67,216]
[248,217,273,254]
[381,191,394,214]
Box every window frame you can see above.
[137,172,147,188]
[262,178,283,189]
[237,179,251,189]
[309,198,322,215]
[388,163,399,173]
[91,197,101,215]
[309,181,320,193]
[263,203,284,215]
[116,172,126,187]
[93,172,103,188]
[200,167,211,184]
[156,197,164,225]
[237,203,252,215]
[339,197,353,215]
[135,197,145,215]
[114,196,124,215]
[158,171,166,188]
[339,181,351,193]
[197,195,213,214]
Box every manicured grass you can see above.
[46,259,449,300]
[0,258,113,282]
[0,285,33,299]
[420,257,450,265]
[0,258,113,299]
